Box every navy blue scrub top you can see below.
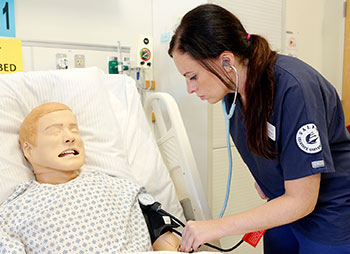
[224,54,350,244]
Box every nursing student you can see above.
[169,4,350,254]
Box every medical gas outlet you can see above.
[134,35,153,69]
[139,47,151,67]
[108,57,129,74]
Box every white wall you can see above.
[283,0,345,95]
[15,0,152,47]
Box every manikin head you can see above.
[19,102,85,184]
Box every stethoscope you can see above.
[220,60,239,218]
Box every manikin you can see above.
[14,102,180,252]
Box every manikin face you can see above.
[172,51,230,104]
[26,110,85,174]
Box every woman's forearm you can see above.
[219,173,320,237]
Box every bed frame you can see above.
[144,92,212,222]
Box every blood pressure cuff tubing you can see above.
[140,204,180,243]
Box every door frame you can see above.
[342,0,350,126]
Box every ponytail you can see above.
[244,35,277,159]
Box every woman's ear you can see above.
[219,51,236,71]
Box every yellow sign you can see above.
[0,37,23,74]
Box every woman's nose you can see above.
[186,80,198,94]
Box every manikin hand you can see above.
[254,182,268,200]
[180,219,223,252]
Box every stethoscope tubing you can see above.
[219,63,239,218]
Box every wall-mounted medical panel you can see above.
[21,40,130,74]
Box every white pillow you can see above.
[0,67,131,203]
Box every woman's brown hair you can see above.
[169,4,277,159]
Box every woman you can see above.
[169,4,350,253]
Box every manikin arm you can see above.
[139,194,182,251]
[152,231,181,251]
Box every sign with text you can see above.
[0,0,15,37]
[0,37,23,73]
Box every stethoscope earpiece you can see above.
[222,61,239,114]
[222,60,230,67]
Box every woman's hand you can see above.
[180,219,223,252]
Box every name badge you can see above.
[267,122,276,141]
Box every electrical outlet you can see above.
[74,54,85,68]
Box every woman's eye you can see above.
[190,75,197,81]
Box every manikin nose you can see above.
[63,129,75,143]
[65,137,75,143]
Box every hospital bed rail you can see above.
[144,92,212,222]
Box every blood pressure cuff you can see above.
[140,204,180,243]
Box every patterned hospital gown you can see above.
[0,171,153,253]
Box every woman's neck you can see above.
[236,62,248,106]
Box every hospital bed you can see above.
[0,67,217,253]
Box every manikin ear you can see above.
[22,142,33,162]
[219,51,236,71]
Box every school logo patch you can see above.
[296,123,322,154]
